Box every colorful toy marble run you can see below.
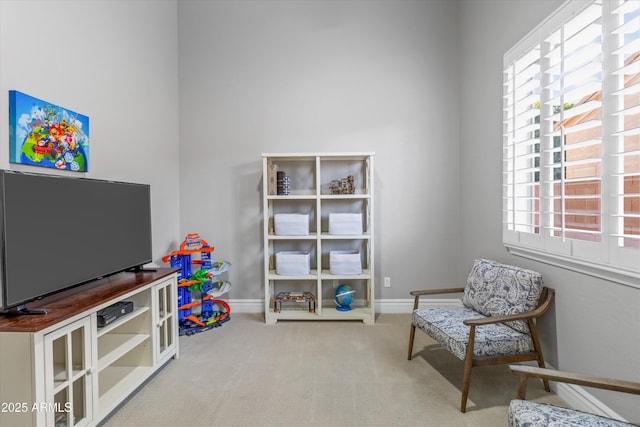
[162,233,231,335]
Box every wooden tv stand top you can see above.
[0,268,178,333]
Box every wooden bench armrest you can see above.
[410,287,465,297]
[464,287,554,326]
[463,311,534,326]
[410,287,465,311]
[509,365,640,399]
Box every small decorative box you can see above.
[274,213,309,236]
[328,213,363,235]
[329,250,362,275]
[273,291,316,313]
[275,251,310,275]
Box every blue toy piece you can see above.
[201,280,213,294]
[180,253,192,280]
[169,255,183,280]
[177,286,193,321]
[200,297,214,319]
[201,245,213,269]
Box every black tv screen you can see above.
[0,170,152,313]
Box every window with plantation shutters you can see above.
[546,2,602,244]
[612,1,640,255]
[503,0,640,283]
[503,45,542,237]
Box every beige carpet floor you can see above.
[99,313,565,427]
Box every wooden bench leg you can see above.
[408,301,419,361]
[408,323,416,360]
[461,356,473,413]
[516,373,529,399]
[460,325,476,413]
[529,319,550,392]
[537,359,550,392]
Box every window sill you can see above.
[505,244,640,290]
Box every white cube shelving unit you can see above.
[262,152,375,324]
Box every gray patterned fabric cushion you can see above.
[412,307,535,360]
[508,399,638,427]
[462,259,543,333]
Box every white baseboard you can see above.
[227,299,263,313]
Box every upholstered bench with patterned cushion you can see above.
[508,365,640,427]
[508,399,637,427]
[407,258,555,412]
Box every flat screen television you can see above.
[0,170,152,315]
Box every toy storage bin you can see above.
[329,250,362,275]
[276,251,311,275]
[328,213,363,235]
[274,213,309,236]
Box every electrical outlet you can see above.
[384,277,391,288]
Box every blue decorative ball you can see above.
[334,284,355,311]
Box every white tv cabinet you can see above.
[262,152,375,324]
[0,268,178,427]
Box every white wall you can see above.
[178,0,461,300]
[0,0,181,265]
[459,0,640,422]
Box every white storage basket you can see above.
[329,250,362,275]
[275,251,310,275]
[274,213,309,236]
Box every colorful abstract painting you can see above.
[9,90,89,172]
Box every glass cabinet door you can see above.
[154,279,176,363]
[43,316,93,427]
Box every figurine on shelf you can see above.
[329,175,355,194]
